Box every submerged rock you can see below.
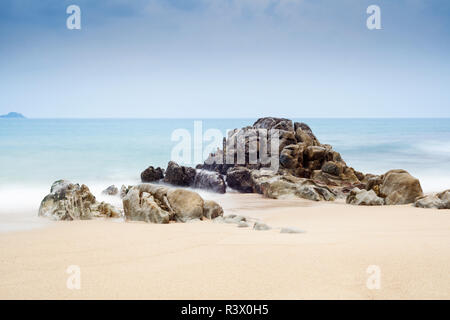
[141,166,164,183]
[414,190,450,209]
[346,188,384,206]
[102,185,119,196]
[39,180,121,221]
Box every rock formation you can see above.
[39,180,122,220]
[414,190,450,209]
[197,117,428,206]
[346,188,384,206]
[122,184,224,223]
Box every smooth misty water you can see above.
[0,118,449,231]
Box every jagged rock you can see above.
[193,170,226,193]
[253,222,271,231]
[294,122,319,145]
[141,166,164,182]
[321,161,344,176]
[226,166,254,193]
[280,227,305,234]
[39,180,121,221]
[164,161,196,186]
[346,188,384,206]
[253,117,294,132]
[123,187,171,223]
[102,185,119,196]
[122,184,222,223]
[379,169,423,205]
[260,175,335,201]
[280,144,304,169]
[414,190,450,209]
[304,146,326,161]
[203,200,224,219]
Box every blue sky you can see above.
[0,0,449,118]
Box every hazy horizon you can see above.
[1,0,449,118]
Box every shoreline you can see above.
[1,193,449,299]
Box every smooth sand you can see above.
[0,193,449,300]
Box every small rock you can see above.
[102,185,119,196]
[253,222,271,231]
[224,214,246,224]
[346,188,384,206]
[237,221,249,228]
[280,227,305,234]
[203,200,224,219]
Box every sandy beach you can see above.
[1,193,449,300]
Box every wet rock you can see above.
[226,166,254,193]
[193,170,226,193]
[141,166,164,183]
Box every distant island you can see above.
[0,112,26,119]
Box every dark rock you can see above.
[193,170,226,193]
[141,166,164,182]
[163,161,196,186]
[226,166,254,193]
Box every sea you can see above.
[1,118,449,231]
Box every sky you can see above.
[0,0,449,118]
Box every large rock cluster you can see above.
[39,180,122,220]
[197,117,431,206]
[139,161,226,194]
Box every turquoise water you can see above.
[0,118,449,218]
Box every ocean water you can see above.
[0,118,449,231]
